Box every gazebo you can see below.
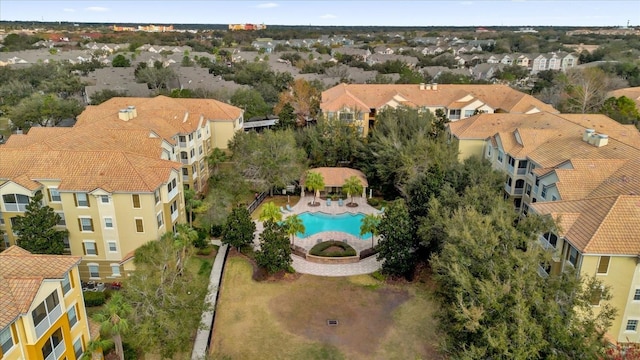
[301,167,368,198]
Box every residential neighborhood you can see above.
[1,2,640,358]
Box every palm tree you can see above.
[305,171,324,205]
[94,293,131,360]
[360,213,380,249]
[284,214,305,245]
[207,147,227,177]
[81,337,113,360]
[259,201,282,223]
[342,175,363,206]
[173,224,198,276]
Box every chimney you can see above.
[595,134,608,147]
[431,83,438,90]
[419,83,425,90]
[583,128,595,142]
[118,109,131,121]
[127,105,137,118]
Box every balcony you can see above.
[513,187,524,195]
[171,210,179,222]
[516,167,527,176]
[168,186,179,201]
[504,183,512,193]
[182,175,189,182]
[44,340,66,360]
[538,235,555,250]
[179,141,187,147]
[537,265,549,278]
[506,164,515,174]
[35,303,62,339]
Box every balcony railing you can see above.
[182,175,189,182]
[449,115,461,120]
[538,235,555,250]
[171,210,179,222]
[537,265,549,278]
[179,141,187,147]
[517,168,527,175]
[44,340,66,360]
[514,187,524,195]
[505,184,512,193]
[507,164,515,174]
[35,303,63,339]
[168,187,179,201]
[180,158,189,165]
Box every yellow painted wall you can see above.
[456,139,487,161]
[209,120,238,150]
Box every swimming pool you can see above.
[297,212,369,238]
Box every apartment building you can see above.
[448,111,640,344]
[320,83,558,136]
[0,246,94,360]
[0,96,242,279]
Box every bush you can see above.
[83,291,106,307]
[197,246,214,256]
[359,247,379,260]
[309,241,356,257]
[367,198,380,207]
[210,224,223,238]
[193,227,209,248]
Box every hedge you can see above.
[309,240,356,257]
[83,291,106,307]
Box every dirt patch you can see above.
[322,245,345,254]
[346,202,359,208]
[269,278,410,357]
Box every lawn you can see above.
[210,256,442,360]
[251,195,300,220]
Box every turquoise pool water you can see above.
[297,212,369,239]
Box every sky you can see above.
[1,0,638,27]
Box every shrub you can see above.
[83,291,106,307]
[197,246,214,256]
[210,224,223,238]
[193,227,209,248]
[367,198,380,207]
[309,241,356,257]
[359,247,379,260]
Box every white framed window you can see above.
[464,109,475,117]
[100,195,110,204]
[111,264,121,277]
[541,186,547,199]
[67,304,78,328]
[87,263,100,279]
[199,145,203,155]
[2,193,30,212]
[49,188,61,202]
[157,212,164,228]
[0,325,15,355]
[634,289,640,301]
[497,150,504,163]
[154,189,161,204]
[83,241,97,256]
[566,245,579,267]
[626,319,638,332]
[41,328,63,359]
[190,148,195,158]
[79,217,94,232]
[135,218,144,233]
[75,193,89,207]
[73,336,84,359]
[56,212,66,226]
[104,217,113,229]
[61,272,72,294]
[107,241,117,252]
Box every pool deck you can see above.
[252,195,383,276]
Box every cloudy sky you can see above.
[1,1,638,27]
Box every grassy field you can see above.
[252,195,301,220]
[210,257,442,360]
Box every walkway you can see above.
[191,240,228,360]
[291,254,382,276]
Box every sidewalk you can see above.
[291,254,381,276]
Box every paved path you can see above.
[291,254,381,276]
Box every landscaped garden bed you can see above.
[309,240,357,257]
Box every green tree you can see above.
[184,188,209,228]
[112,54,131,67]
[376,199,416,278]
[89,89,128,105]
[360,213,380,248]
[255,221,292,274]
[230,88,271,120]
[342,175,363,205]
[304,171,325,205]
[600,96,640,126]
[259,201,282,223]
[229,129,307,196]
[94,293,131,360]
[222,206,256,250]
[207,147,227,178]
[283,214,305,245]
[560,67,611,113]
[135,65,177,91]
[296,116,365,167]
[181,55,194,67]
[172,224,198,276]
[13,192,68,255]
[9,93,83,130]
[275,102,296,130]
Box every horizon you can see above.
[1,1,638,28]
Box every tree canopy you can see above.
[376,199,417,278]
[255,221,292,274]
[304,171,324,205]
[13,192,68,255]
[9,92,83,130]
[222,206,256,250]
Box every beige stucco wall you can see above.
[456,139,487,161]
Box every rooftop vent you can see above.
[118,109,131,121]
[127,105,137,118]
[582,128,608,147]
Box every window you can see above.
[182,168,189,176]
[197,130,201,139]
[41,328,63,359]
[108,241,117,252]
[199,145,203,155]
[67,305,78,328]
[627,320,638,332]
[188,133,193,141]
[73,337,84,359]
[192,164,197,175]
[541,186,547,199]
[135,218,144,233]
[56,212,66,226]
[464,109,475,117]
[0,325,14,354]
[154,189,160,204]
[61,272,72,294]
[190,148,195,158]
[339,112,354,122]
[597,256,610,274]
[78,217,94,232]
[2,194,30,212]
[132,194,141,208]
[157,212,164,228]
[566,246,579,267]
[590,286,604,306]
[168,178,177,193]
[179,135,186,144]
[497,150,504,163]
[486,146,492,157]
[88,264,99,278]
[32,291,60,331]
[74,193,89,207]
[448,109,461,119]
[522,203,529,216]
[200,159,205,171]
[170,200,178,214]
[83,241,97,256]
[542,232,558,248]
[508,156,516,168]
[111,264,121,277]
[525,184,532,196]
[48,188,61,202]
[104,217,113,229]
[634,289,640,301]
[551,195,557,201]
[100,195,109,204]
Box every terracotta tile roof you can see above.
[75,96,242,144]
[551,159,630,200]
[530,195,640,255]
[587,157,640,198]
[0,246,81,329]
[0,148,180,192]
[302,167,368,188]
[321,83,558,114]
